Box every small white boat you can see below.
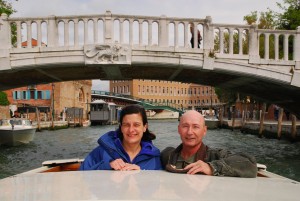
[0,118,36,146]
[0,159,298,201]
[205,115,220,129]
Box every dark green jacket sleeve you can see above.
[206,148,257,178]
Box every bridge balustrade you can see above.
[1,11,299,67]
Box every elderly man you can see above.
[161,110,257,177]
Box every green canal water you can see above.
[1,119,300,181]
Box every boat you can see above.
[0,118,36,146]
[204,115,220,129]
[0,159,298,200]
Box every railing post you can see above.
[47,15,58,47]
[203,16,214,55]
[0,13,10,49]
[294,26,300,70]
[248,24,260,63]
[0,13,11,70]
[104,10,113,44]
[158,15,168,47]
[291,26,300,87]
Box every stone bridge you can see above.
[0,11,300,117]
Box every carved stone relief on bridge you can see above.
[84,43,131,65]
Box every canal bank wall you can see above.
[221,119,300,141]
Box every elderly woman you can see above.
[80,104,162,170]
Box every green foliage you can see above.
[0,0,16,16]
[0,91,10,106]
[276,0,300,30]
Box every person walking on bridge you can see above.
[161,110,257,177]
[189,23,202,48]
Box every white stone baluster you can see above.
[264,33,270,60]
[275,33,279,60]
[294,26,300,69]
[119,20,123,44]
[27,22,32,48]
[238,28,243,55]
[284,34,289,61]
[219,27,224,54]
[129,19,133,45]
[64,20,69,47]
[139,21,143,46]
[93,18,98,44]
[74,20,79,47]
[184,22,189,48]
[84,19,88,45]
[16,21,21,48]
[37,21,42,47]
[148,21,152,46]
[193,22,197,49]
[174,22,178,48]
[229,28,233,54]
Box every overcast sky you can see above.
[11,0,282,91]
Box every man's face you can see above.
[178,112,207,148]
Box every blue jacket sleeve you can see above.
[79,147,112,170]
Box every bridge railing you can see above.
[91,90,184,111]
[0,11,299,66]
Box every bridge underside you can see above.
[1,61,299,118]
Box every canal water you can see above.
[1,119,300,181]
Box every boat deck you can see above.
[0,168,298,200]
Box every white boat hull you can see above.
[0,127,36,146]
[0,169,298,201]
[0,119,36,146]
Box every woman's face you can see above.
[121,113,147,145]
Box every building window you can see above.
[37,91,42,99]
[30,90,35,99]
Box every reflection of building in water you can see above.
[110,79,220,110]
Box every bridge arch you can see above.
[0,11,300,117]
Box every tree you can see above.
[0,91,9,105]
[276,0,300,30]
[0,0,16,16]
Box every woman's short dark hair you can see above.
[118,104,156,141]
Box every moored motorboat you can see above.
[0,118,36,146]
[204,115,220,129]
[0,159,298,200]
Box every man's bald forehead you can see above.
[180,110,204,123]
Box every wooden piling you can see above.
[259,103,266,137]
[232,107,236,130]
[291,115,297,140]
[35,107,41,131]
[277,108,284,139]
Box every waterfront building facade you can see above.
[109,79,221,110]
[4,80,92,121]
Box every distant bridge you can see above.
[0,11,300,117]
[91,90,185,114]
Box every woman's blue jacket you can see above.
[80,130,162,170]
